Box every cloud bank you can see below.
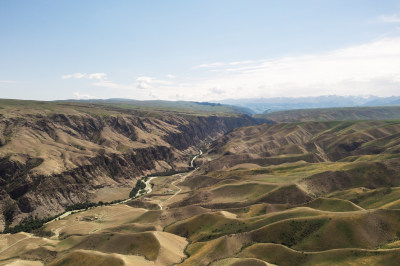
[63,37,400,101]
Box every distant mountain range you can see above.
[218,95,400,114]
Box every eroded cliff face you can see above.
[0,110,257,228]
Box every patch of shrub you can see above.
[65,202,97,212]
[3,215,57,234]
[129,179,146,198]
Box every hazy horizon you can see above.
[1,94,400,102]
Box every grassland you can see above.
[167,119,400,265]
[1,103,400,265]
[255,105,400,122]
[0,98,255,117]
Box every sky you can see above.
[1,0,400,101]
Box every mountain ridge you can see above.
[218,95,400,114]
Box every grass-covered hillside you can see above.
[2,118,400,265]
[255,106,400,122]
[57,98,255,115]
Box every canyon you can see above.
[0,100,260,230]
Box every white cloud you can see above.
[192,62,225,69]
[62,73,87,79]
[377,14,400,23]
[63,72,173,92]
[229,60,256,66]
[166,37,400,100]
[135,76,172,90]
[0,80,16,83]
[166,74,175,79]
[90,80,132,90]
[136,76,153,90]
[192,60,257,69]
[87,73,107,80]
[62,72,107,80]
[63,72,135,90]
[73,92,99,99]
[62,37,400,101]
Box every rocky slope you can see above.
[0,100,259,229]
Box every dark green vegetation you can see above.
[65,202,99,212]
[3,215,56,234]
[129,179,146,198]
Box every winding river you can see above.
[46,150,202,224]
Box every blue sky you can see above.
[1,0,400,101]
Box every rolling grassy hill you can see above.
[1,103,400,265]
[58,98,255,115]
[254,106,400,122]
